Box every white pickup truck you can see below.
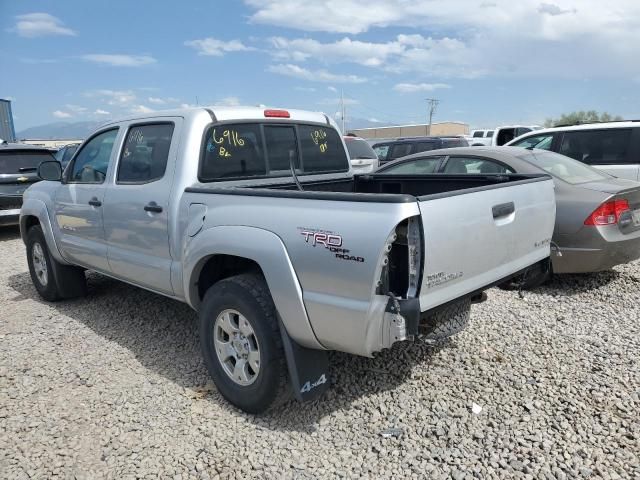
[21,106,555,412]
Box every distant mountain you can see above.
[16,121,106,140]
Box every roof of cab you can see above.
[99,106,333,128]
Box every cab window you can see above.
[443,156,514,174]
[68,129,118,183]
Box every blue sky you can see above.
[2,0,640,131]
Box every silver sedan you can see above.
[376,146,640,286]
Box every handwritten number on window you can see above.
[311,129,328,153]
[209,128,246,158]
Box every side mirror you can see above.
[38,161,63,181]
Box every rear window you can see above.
[443,138,468,148]
[520,150,610,184]
[0,150,55,174]
[558,129,632,165]
[345,138,377,159]
[389,143,412,160]
[200,123,348,181]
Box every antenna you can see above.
[426,98,440,135]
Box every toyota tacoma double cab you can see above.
[21,106,555,413]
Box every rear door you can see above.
[54,128,120,272]
[556,128,640,181]
[417,177,556,310]
[103,120,180,294]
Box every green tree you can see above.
[544,110,623,127]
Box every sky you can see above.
[2,0,640,131]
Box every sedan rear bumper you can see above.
[552,236,640,273]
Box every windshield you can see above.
[345,138,377,159]
[0,151,55,174]
[520,150,611,184]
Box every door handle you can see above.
[492,202,514,218]
[88,197,102,207]
[144,202,163,213]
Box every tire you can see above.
[419,298,471,342]
[199,273,290,414]
[498,259,551,291]
[26,225,86,302]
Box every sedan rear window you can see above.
[345,138,377,159]
[521,151,610,184]
[0,151,55,174]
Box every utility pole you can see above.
[426,98,440,135]
[340,90,346,133]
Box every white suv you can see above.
[506,121,640,181]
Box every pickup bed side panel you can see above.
[417,178,555,310]
[183,225,324,350]
[180,191,421,357]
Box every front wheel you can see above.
[26,226,86,301]
[199,273,290,413]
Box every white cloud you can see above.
[393,82,451,93]
[81,54,157,67]
[318,97,359,106]
[215,96,242,106]
[267,64,366,83]
[147,96,180,105]
[13,13,76,38]
[94,109,110,115]
[185,38,253,56]
[65,104,87,113]
[85,89,136,105]
[295,86,317,92]
[130,105,154,114]
[248,0,640,79]
[327,86,337,93]
[52,110,72,119]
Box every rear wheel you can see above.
[419,298,471,342]
[26,226,86,301]
[199,273,290,413]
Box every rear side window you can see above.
[389,143,412,160]
[558,129,632,165]
[486,131,494,138]
[413,142,436,153]
[512,134,554,150]
[0,151,55,174]
[118,123,174,183]
[443,156,514,174]
[373,144,390,159]
[472,131,484,138]
[382,157,442,174]
[200,123,348,181]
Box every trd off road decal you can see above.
[298,227,365,263]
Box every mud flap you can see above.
[278,318,330,403]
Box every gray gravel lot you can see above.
[1,225,638,479]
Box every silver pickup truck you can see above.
[21,107,555,413]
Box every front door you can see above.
[103,121,178,294]
[53,128,120,272]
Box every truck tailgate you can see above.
[417,177,555,310]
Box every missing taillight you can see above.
[584,199,630,226]
[377,217,422,299]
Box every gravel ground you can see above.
[1,225,638,479]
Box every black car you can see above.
[54,143,80,169]
[372,136,468,166]
[0,144,57,226]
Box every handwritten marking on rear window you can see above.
[310,129,328,153]
[207,128,246,158]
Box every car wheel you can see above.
[199,273,290,413]
[419,298,471,342]
[26,226,87,301]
